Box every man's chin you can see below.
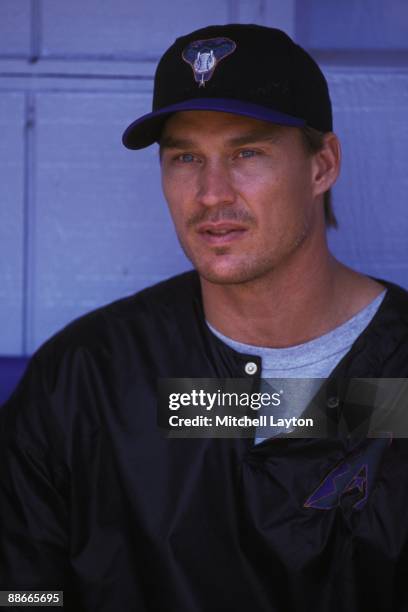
[196,263,257,286]
[185,249,272,286]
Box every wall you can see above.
[1,0,407,357]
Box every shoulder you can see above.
[0,271,201,442]
[4,271,201,403]
[378,279,408,326]
[37,270,200,357]
[367,278,408,374]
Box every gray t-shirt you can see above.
[208,290,386,443]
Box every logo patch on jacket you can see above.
[304,436,391,511]
[182,37,236,87]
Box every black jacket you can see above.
[1,271,408,612]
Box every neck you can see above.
[201,242,384,349]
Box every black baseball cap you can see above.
[122,23,332,150]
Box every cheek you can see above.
[162,166,194,201]
[261,161,313,209]
[162,172,182,212]
[161,169,175,202]
[161,178,190,231]
[248,168,313,232]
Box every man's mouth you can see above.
[196,223,248,245]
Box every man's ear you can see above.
[311,133,341,197]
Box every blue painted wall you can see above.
[0,0,407,367]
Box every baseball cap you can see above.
[122,23,332,150]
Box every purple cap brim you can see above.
[122,97,306,150]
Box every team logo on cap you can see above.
[182,37,236,87]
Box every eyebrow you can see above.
[159,128,283,151]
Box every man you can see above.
[1,24,408,612]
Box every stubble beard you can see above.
[178,213,311,287]
[173,201,313,286]
[179,236,307,287]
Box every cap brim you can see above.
[122,97,306,150]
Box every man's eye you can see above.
[237,150,258,159]
[176,153,196,163]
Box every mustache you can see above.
[186,207,255,228]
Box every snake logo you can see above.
[182,37,236,87]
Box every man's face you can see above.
[160,111,323,286]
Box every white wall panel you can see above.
[327,69,408,288]
[0,93,25,354]
[31,91,189,351]
[297,0,408,49]
[235,0,264,23]
[237,0,296,37]
[41,0,230,59]
[0,0,31,57]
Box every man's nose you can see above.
[196,160,236,207]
